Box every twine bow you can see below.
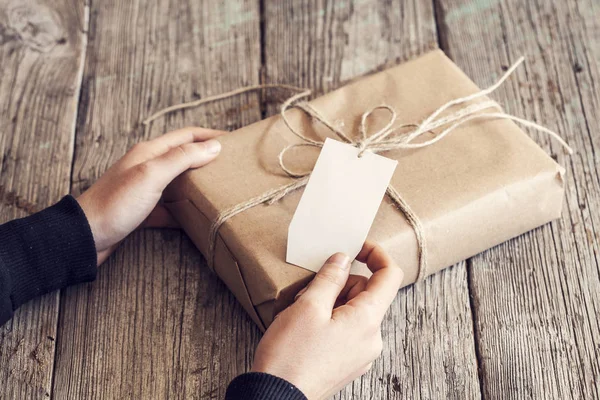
[143,57,573,282]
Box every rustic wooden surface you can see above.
[436,0,600,399]
[0,0,86,398]
[0,0,598,399]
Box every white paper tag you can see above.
[287,138,397,273]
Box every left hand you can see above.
[77,127,224,265]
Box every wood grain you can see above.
[263,1,481,399]
[436,0,600,398]
[0,0,87,398]
[52,1,263,399]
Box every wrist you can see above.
[75,193,106,263]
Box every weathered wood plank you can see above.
[52,1,263,399]
[0,0,87,398]
[263,1,481,399]
[436,0,600,398]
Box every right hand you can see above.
[252,241,403,399]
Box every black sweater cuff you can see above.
[226,372,307,400]
[0,195,97,325]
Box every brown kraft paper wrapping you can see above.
[163,49,565,331]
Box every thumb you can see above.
[301,253,351,311]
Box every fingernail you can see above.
[327,252,351,269]
[205,139,221,154]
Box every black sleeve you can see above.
[0,195,97,326]
[225,372,307,400]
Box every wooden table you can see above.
[0,1,598,398]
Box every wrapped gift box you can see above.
[163,49,565,331]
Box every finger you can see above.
[301,253,351,311]
[296,273,364,304]
[144,140,221,189]
[124,127,226,167]
[352,241,403,318]
[345,275,368,302]
[334,275,368,308]
[141,205,180,228]
[148,127,225,152]
[356,240,386,265]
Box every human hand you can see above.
[77,127,224,265]
[252,241,403,399]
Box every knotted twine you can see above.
[143,57,573,282]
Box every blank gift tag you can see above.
[287,138,397,273]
